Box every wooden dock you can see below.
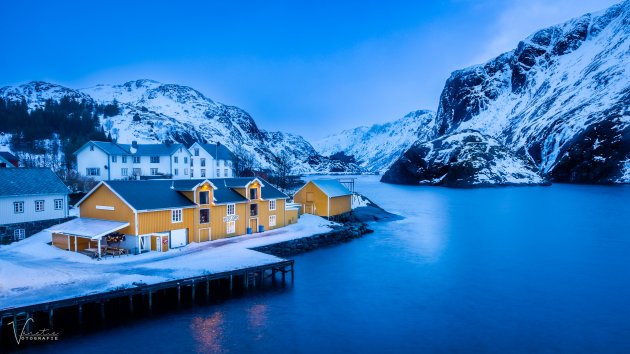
[0,259,294,348]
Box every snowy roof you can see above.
[173,177,289,203]
[0,168,70,197]
[199,143,235,160]
[310,179,352,197]
[47,218,130,239]
[75,141,187,157]
[91,141,130,155]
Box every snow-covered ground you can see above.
[0,214,336,310]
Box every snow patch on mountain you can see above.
[314,110,436,173]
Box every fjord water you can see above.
[33,177,630,353]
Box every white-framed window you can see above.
[227,221,236,234]
[191,158,194,167]
[35,200,45,212]
[122,156,127,163]
[171,209,182,223]
[184,156,188,164]
[269,215,276,227]
[227,204,235,216]
[200,208,210,224]
[216,171,220,177]
[150,156,160,163]
[121,168,128,176]
[194,148,199,156]
[184,168,188,175]
[111,155,117,163]
[13,201,24,213]
[201,158,206,167]
[90,145,94,151]
[54,199,63,210]
[191,170,194,178]
[174,168,179,176]
[150,168,159,175]
[14,229,25,240]
[174,156,179,163]
[269,199,276,211]
[228,161,232,167]
[86,168,100,176]
[201,169,206,177]
[133,156,141,163]
[224,169,228,177]
[199,191,209,205]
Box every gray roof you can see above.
[311,179,352,197]
[174,177,289,204]
[104,180,197,211]
[199,143,235,160]
[0,168,70,197]
[0,151,18,162]
[75,141,187,156]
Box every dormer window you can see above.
[199,191,209,205]
[249,188,258,200]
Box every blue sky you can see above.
[1,0,619,140]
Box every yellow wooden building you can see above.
[293,179,352,218]
[49,177,293,256]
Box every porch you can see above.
[47,218,130,259]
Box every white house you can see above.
[0,168,71,242]
[189,142,235,179]
[75,141,192,181]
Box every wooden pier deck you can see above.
[0,259,294,348]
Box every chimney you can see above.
[132,141,138,148]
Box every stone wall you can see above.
[252,222,373,257]
[0,217,75,245]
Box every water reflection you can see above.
[247,303,268,340]
[191,311,225,354]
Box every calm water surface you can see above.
[28,177,630,353]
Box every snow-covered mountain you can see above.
[314,110,436,173]
[385,0,630,185]
[0,79,361,174]
[382,130,548,187]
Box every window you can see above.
[224,169,228,177]
[227,204,235,215]
[200,158,206,167]
[191,170,194,178]
[200,209,210,224]
[122,156,127,163]
[14,229,25,240]
[227,221,236,234]
[228,161,232,167]
[90,145,94,151]
[133,156,141,164]
[216,159,220,166]
[13,201,24,214]
[216,171,220,177]
[54,199,63,210]
[171,209,182,223]
[86,168,100,176]
[201,169,206,177]
[111,155,117,163]
[150,168,159,175]
[194,148,199,156]
[269,215,276,227]
[150,156,160,163]
[184,157,188,164]
[35,200,45,212]
[250,204,258,217]
[199,191,209,204]
[121,168,128,176]
[269,199,276,211]
[174,168,179,176]
[174,156,179,163]
[250,188,258,200]
[184,168,188,175]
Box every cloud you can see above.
[471,0,620,65]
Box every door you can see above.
[199,228,210,242]
[250,219,258,233]
[170,229,187,248]
[140,236,151,253]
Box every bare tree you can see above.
[232,145,255,177]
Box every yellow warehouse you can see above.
[293,179,352,218]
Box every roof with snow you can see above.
[198,143,235,160]
[0,168,70,197]
[310,179,352,198]
[47,218,129,240]
[173,177,289,202]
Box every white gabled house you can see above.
[75,141,192,181]
[189,142,235,179]
[0,168,71,242]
